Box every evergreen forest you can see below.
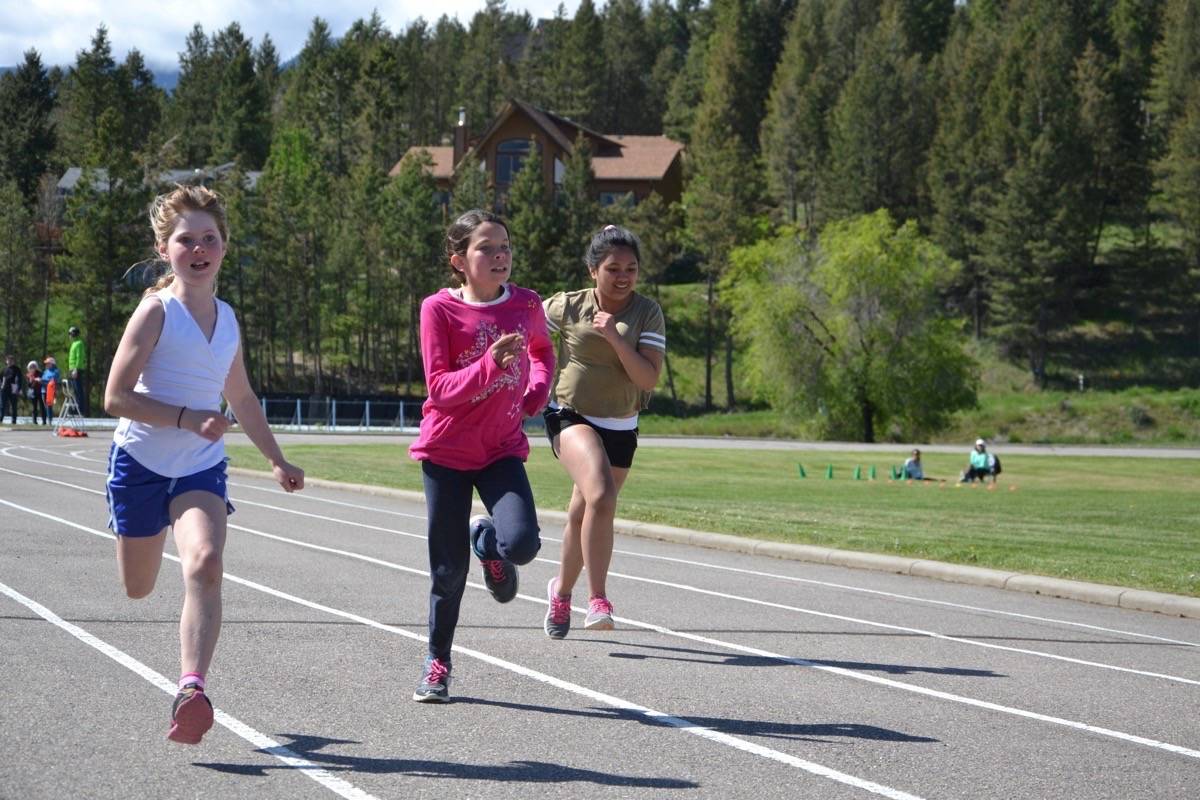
[1,0,1198,441]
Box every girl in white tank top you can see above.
[104,185,305,745]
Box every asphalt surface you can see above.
[1,430,1198,800]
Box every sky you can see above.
[0,1,580,70]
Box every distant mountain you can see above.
[1,63,178,91]
[151,69,178,92]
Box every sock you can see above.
[179,672,206,692]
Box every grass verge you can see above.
[228,443,1200,598]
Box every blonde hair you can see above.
[144,185,229,296]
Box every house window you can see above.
[495,138,534,187]
[598,191,636,207]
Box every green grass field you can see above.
[227,443,1200,598]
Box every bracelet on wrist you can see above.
[176,406,186,428]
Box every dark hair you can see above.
[445,209,509,287]
[585,224,641,271]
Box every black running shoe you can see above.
[470,515,518,603]
[413,656,452,703]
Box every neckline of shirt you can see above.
[451,284,511,307]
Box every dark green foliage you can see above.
[824,1,932,224]
[505,140,561,293]
[0,51,57,202]
[13,0,1199,405]
[0,181,38,353]
[725,211,977,441]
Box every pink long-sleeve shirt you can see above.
[409,284,554,470]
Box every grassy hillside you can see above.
[645,283,1200,445]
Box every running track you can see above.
[1,430,1197,799]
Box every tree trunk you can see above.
[704,272,714,411]
[861,396,875,443]
[724,328,734,410]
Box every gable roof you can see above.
[592,136,684,181]
[390,146,456,180]
[393,99,684,184]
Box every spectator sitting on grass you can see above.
[961,438,1001,483]
[903,448,930,480]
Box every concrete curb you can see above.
[232,468,1200,621]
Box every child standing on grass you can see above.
[104,185,304,744]
[409,209,554,702]
[541,225,665,638]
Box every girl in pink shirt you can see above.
[409,209,554,702]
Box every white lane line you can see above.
[6,473,1200,763]
[0,498,928,800]
[2,458,1197,687]
[18,443,1200,648]
[0,579,379,800]
[16,472,1200,768]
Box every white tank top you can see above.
[113,288,240,477]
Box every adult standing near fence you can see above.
[68,325,89,416]
[1,354,22,424]
[540,225,666,638]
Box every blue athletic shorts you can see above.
[106,445,235,538]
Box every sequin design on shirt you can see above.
[457,320,527,412]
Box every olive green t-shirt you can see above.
[543,289,666,418]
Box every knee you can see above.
[500,529,541,566]
[581,482,618,516]
[182,547,223,588]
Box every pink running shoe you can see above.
[167,684,214,745]
[584,595,614,631]
[544,578,572,639]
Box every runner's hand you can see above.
[182,409,229,442]
[490,333,525,369]
[273,460,305,493]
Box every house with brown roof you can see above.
[390,99,684,208]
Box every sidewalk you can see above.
[230,467,1200,621]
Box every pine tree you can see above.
[167,25,216,165]
[422,17,469,145]
[926,5,1003,337]
[978,0,1092,386]
[663,6,715,144]
[685,0,766,408]
[646,0,697,134]
[560,0,607,126]
[506,139,561,293]
[259,125,332,391]
[824,0,932,224]
[519,5,572,111]
[213,27,270,169]
[0,181,37,353]
[599,0,654,133]
[213,165,262,382]
[255,35,282,117]
[1148,0,1200,134]
[456,1,529,137]
[57,105,150,400]
[554,134,600,292]
[451,154,495,217]
[57,26,119,165]
[760,0,833,228]
[383,153,443,392]
[0,50,57,203]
